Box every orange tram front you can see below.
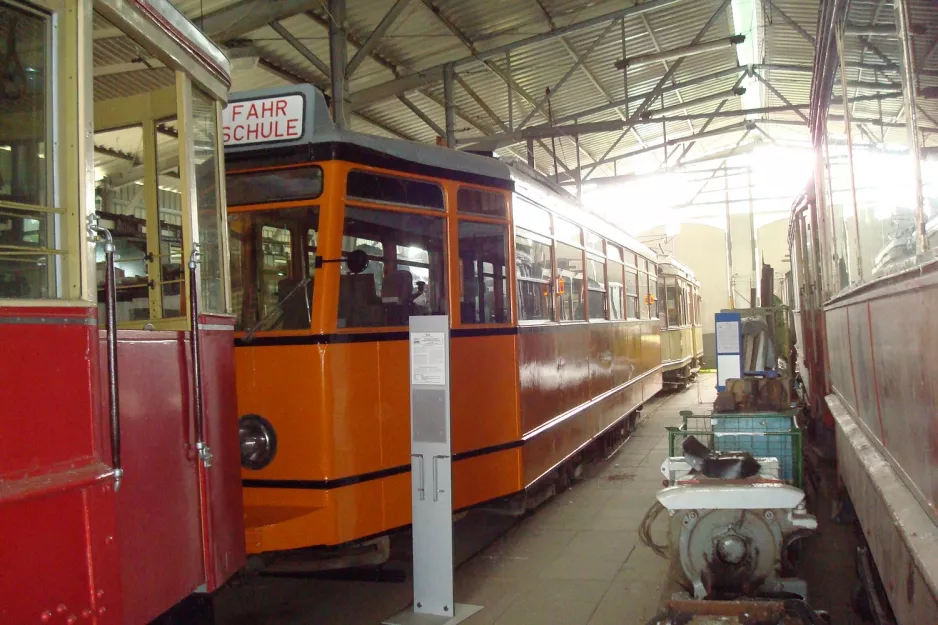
[0,1,244,623]
[225,85,664,559]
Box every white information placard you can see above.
[411,332,446,386]
[717,353,742,388]
[716,320,741,353]
[222,94,305,146]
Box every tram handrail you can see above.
[92,225,124,491]
[188,247,212,468]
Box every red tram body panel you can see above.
[0,0,243,622]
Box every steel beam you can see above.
[329,0,349,128]
[398,94,445,137]
[515,18,618,131]
[196,0,323,43]
[767,1,815,45]
[270,21,330,78]
[753,70,808,123]
[555,65,744,125]
[582,0,732,182]
[347,0,682,107]
[676,73,747,164]
[443,64,456,147]
[346,0,411,78]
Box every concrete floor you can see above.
[215,375,859,624]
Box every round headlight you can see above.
[239,414,277,470]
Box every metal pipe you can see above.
[621,17,628,115]
[836,27,864,280]
[443,63,455,147]
[575,128,582,200]
[188,248,212,467]
[506,52,513,131]
[328,0,349,128]
[894,0,928,253]
[526,137,535,168]
[724,165,734,308]
[662,119,668,169]
[748,166,756,307]
[616,34,745,69]
[95,226,123,490]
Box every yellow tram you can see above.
[656,255,704,389]
[225,85,664,559]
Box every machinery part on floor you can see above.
[657,482,817,600]
[644,598,830,625]
[682,435,762,480]
[639,500,670,559]
[661,456,781,485]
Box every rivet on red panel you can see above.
[57,604,67,614]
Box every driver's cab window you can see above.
[228,206,319,332]
[338,205,446,328]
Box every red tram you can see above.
[789,0,938,621]
[0,0,243,622]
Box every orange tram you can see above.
[225,85,666,560]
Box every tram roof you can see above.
[657,254,699,283]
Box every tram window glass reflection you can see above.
[347,170,444,211]
[556,242,584,321]
[586,255,606,320]
[0,3,57,299]
[459,220,509,324]
[339,206,446,328]
[228,206,319,331]
[457,187,507,218]
[657,278,666,322]
[638,271,649,320]
[554,218,581,246]
[666,278,678,327]
[192,88,225,312]
[515,230,553,321]
[94,125,151,322]
[608,260,624,320]
[513,197,551,235]
[625,269,638,319]
[226,166,323,206]
[156,118,184,319]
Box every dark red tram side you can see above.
[0,0,244,622]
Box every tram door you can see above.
[92,66,220,622]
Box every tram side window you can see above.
[556,242,584,321]
[515,230,553,321]
[638,271,649,320]
[657,279,666,323]
[457,188,507,218]
[228,206,320,331]
[608,260,624,320]
[666,278,678,327]
[586,254,606,320]
[625,269,639,319]
[191,88,226,312]
[339,206,446,328]
[0,4,57,299]
[459,220,509,324]
[347,170,444,211]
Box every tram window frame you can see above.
[338,203,448,329]
[556,241,585,322]
[637,268,649,321]
[457,218,510,325]
[228,205,321,332]
[515,228,554,323]
[608,259,624,320]
[0,1,61,301]
[625,267,639,319]
[347,169,445,212]
[586,252,607,320]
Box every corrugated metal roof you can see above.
[87,0,819,182]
